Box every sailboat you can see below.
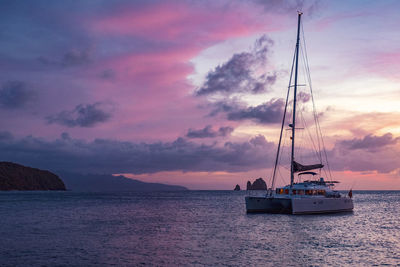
[245,12,353,214]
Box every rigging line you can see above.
[277,168,286,188]
[266,175,272,191]
[300,25,323,159]
[277,136,290,181]
[298,48,323,163]
[312,105,333,180]
[270,47,297,191]
[296,115,306,159]
[301,22,333,180]
[299,109,322,162]
[302,113,322,163]
[277,126,289,176]
[299,63,324,171]
[276,132,291,186]
[276,135,289,187]
[322,164,330,181]
[299,131,306,163]
[319,129,333,180]
[280,164,291,171]
[299,42,323,162]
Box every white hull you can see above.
[291,197,353,214]
[246,196,353,214]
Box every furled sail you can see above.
[292,161,324,173]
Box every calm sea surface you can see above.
[0,190,399,266]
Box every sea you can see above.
[0,190,399,266]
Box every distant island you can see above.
[58,171,188,192]
[0,162,66,191]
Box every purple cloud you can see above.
[37,47,93,67]
[46,102,113,128]
[186,125,234,138]
[339,133,399,151]
[318,132,400,174]
[213,98,285,124]
[196,35,276,96]
[0,81,36,109]
[0,133,275,174]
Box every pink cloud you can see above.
[90,2,269,43]
[367,52,400,81]
[76,2,289,141]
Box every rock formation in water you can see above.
[234,184,240,191]
[0,162,66,191]
[246,181,252,190]
[246,177,267,190]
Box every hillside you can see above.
[0,162,66,191]
[58,171,188,192]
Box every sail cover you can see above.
[292,161,324,173]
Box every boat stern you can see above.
[291,197,353,214]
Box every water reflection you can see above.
[0,191,399,265]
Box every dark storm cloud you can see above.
[0,81,36,109]
[338,133,400,151]
[196,35,276,96]
[99,69,116,80]
[186,125,234,138]
[209,98,285,124]
[46,102,112,127]
[227,99,285,124]
[37,47,92,67]
[0,133,275,174]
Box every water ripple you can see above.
[0,191,399,266]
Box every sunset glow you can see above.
[1,0,400,189]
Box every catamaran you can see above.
[245,12,353,214]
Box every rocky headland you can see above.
[0,162,66,191]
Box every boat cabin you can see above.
[274,172,341,198]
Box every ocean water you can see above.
[0,191,399,266]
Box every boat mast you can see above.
[290,11,302,187]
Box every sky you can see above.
[1,0,400,189]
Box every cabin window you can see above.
[292,189,297,195]
[318,190,325,195]
[305,190,311,195]
[276,189,279,194]
[279,188,284,194]
[284,189,289,194]
[298,190,304,195]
